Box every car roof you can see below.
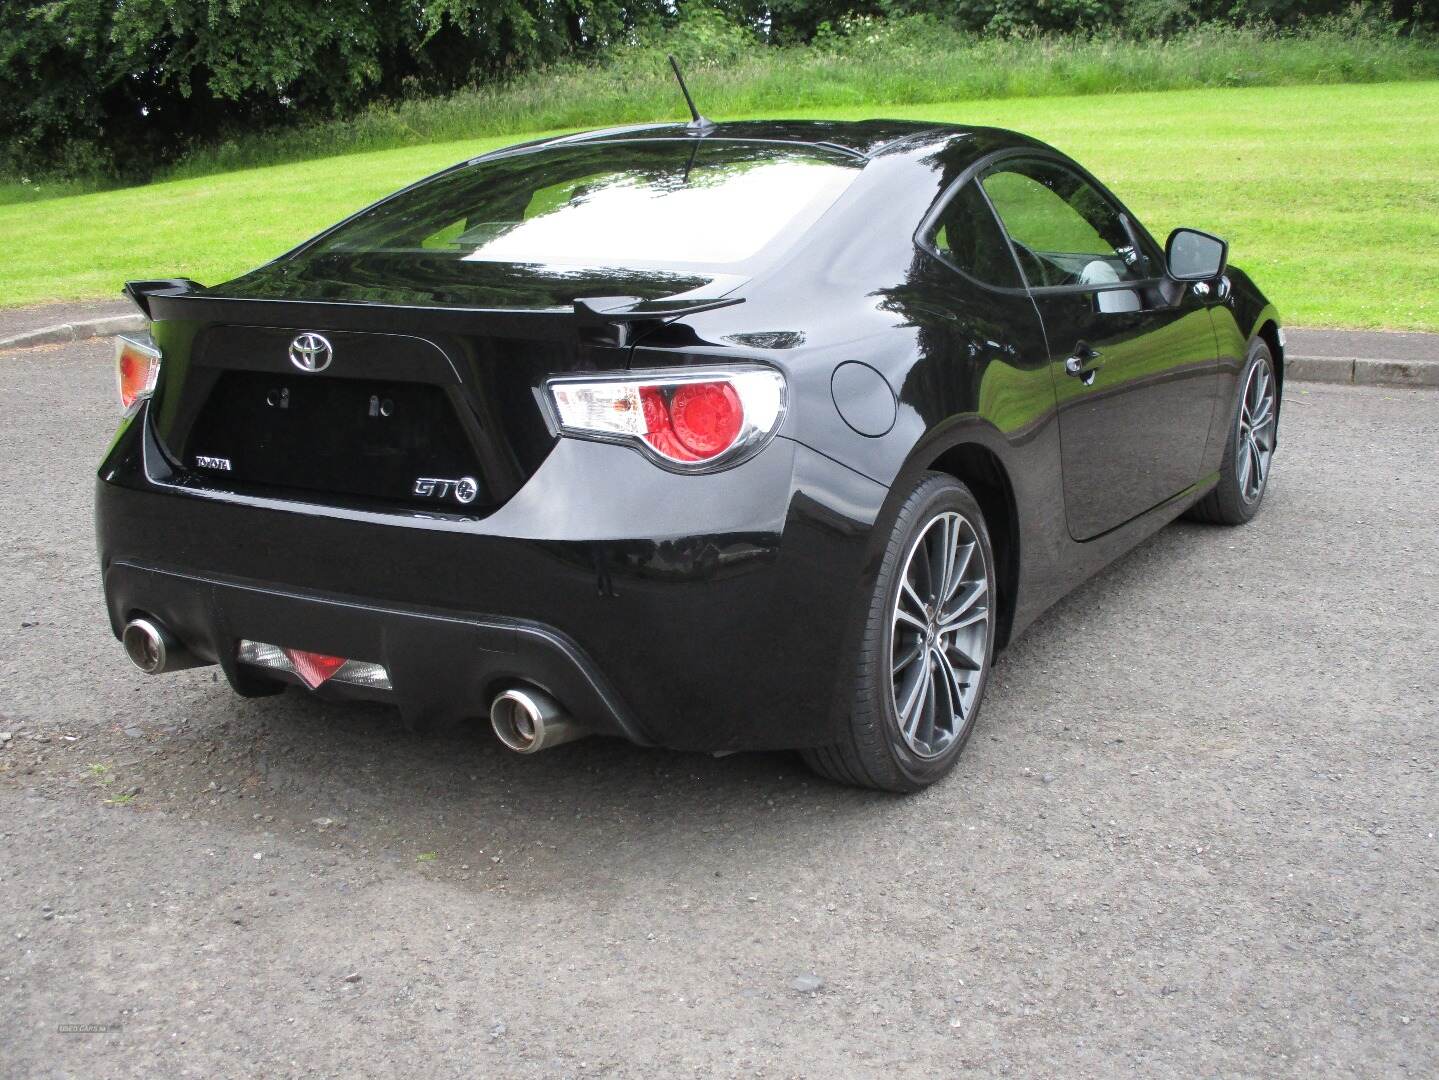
[541,118,1034,161]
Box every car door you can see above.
[978,156,1220,541]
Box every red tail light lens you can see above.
[669,382,744,455]
[115,333,161,410]
[548,367,785,471]
[638,382,745,462]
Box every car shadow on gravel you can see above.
[31,667,919,898]
[13,509,1251,900]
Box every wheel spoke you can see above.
[892,638,923,675]
[1249,395,1272,430]
[916,657,940,747]
[940,612,985,644]
[942,633,982,668]
[898,656,931,736]
[931,650,960,737]
[899,576,927,620]
[1246,438,1263,496]
[1236,437,1253,494]
[1252,418,1274,452]
[934,648,968,723]
[913,528,937,600]
[944,541,975,605]
[894,606,927,633]
[940,579,987,627]
[941,608,987,635]
[928,515,953,606]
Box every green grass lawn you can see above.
[1,81,1435,329]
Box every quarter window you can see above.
[927,180,1023,289]
[980,160,1150,288]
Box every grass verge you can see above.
[0,81,1435,330]
[5,21,1437,203]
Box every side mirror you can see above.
[1166,228,1227,281]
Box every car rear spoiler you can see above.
[123,279,206,320]
[125,280,742,344]
[572,294,743,345]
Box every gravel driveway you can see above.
[2,339,1436,1078]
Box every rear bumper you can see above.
[96,402,889,750]
[101,559,652,741]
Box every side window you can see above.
[928,180,1024,289]
[980,160,1148,288]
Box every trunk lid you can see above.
[140,275,733,516]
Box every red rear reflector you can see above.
[280,648,348,689]
[237,639,393,690]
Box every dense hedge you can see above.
[1,1,1433,181]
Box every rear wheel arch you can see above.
[924,441,1019,651]
[838,426,1020,686]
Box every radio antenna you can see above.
[668,55,715,135]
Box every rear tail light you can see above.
[115,332,161,411]
[547,367,785,470]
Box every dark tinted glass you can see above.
[930,181,1023,288]
[305,141,863,273]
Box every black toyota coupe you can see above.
[98,115,1282,792]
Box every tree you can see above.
[0,0,665,178]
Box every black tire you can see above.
[802,473,996,793]
[1187,339,1278,526]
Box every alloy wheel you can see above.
[889,510,991,758]
[1237,357,1276,503]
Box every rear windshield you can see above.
[304,140,863,273]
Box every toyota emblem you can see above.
[289,332,333,373]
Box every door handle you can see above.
[1065,344,1103,384]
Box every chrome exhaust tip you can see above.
[490,687,587,754]
[122,617,203,674]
